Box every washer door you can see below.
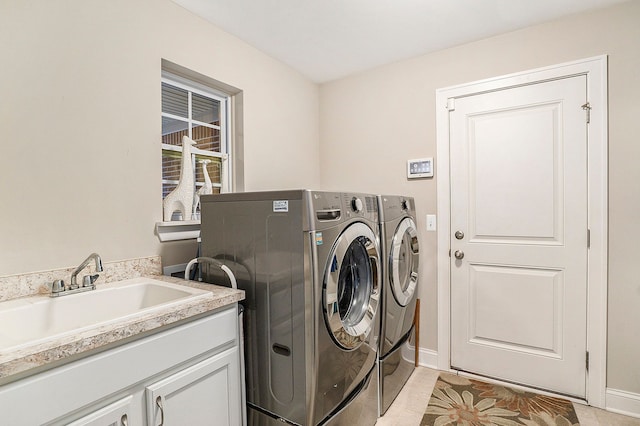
[324,222,381,350]
[389,217,419,306]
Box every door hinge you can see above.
[586,351,590,372]
[581,102,591,124]
[447,98,455,111]
[587,229,591,249]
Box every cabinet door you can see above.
[66,396,133,426]
[146,347,241,426]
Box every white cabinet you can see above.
[0,305,242,426]
[146,347,241,426]
[66,396,133,426]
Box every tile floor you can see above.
[377,367,640,425]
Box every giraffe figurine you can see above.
[163,135,196,221]
[192,159,213,219]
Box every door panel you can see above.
[390,217,419,306]
[146,347,241,426]
[450,76,588,398]
[323,222,381,350]
[470,103,561,242]
[469,264,562,354]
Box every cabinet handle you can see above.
[156,396,165,426]
[120,414,128,426]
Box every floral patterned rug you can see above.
[421,373,580,426]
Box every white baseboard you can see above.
[606,388,640,419]
[417,348,438,369]
[402,343,438,369]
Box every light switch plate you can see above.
[426,214,437,231]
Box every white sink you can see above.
[0,277,209,352]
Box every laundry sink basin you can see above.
[0,277,209,352]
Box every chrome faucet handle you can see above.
[82,274,100,287]
[52,279,65,294]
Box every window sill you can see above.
[155,220,200,242]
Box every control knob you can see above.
[351,197,363,212]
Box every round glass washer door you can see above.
[389,217,419,306]
[324,222,381,350]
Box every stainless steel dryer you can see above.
[200,190,381,425]
[377,195,419,415]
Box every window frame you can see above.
[161,71,232,194]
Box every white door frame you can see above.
[435,55,608,407]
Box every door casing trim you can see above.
[435,55,608,407]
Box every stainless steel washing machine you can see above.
[376,195,419,415]
[200,190,381,425]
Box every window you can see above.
[161,72,231,219]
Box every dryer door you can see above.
[324,222,381,350]
[389,217,419,306]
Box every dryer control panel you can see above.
[341,193,377,221]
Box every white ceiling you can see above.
[172,0,628,83]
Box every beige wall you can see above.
[2,0,639,398]
[319,0,640,394]
[0,0,320,276]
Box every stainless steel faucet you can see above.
[70,253,103,289]
[51,253,104,297]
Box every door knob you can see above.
[455,231,464,240]
[454,250,464,260]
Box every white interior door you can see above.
[449,75,588,398]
